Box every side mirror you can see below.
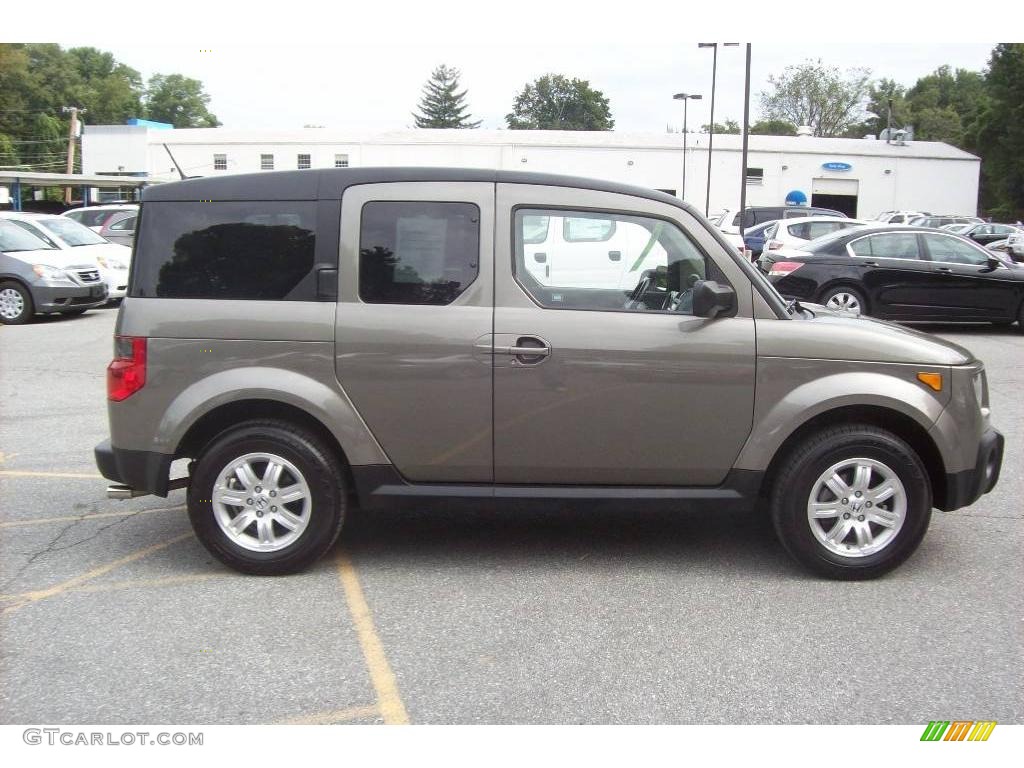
[987,255,1004,270]
[692,280,736,319]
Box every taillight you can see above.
[768,261,804,277]
[107,336,147,401]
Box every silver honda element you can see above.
[95,168,1004,579]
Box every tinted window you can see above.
[109,215,136,232]
[70,209,115,228]
[923,234,987,265]
[850,233,922,260]
[515,208,723,315]
[131,202,318,300]
[805,221,845,239]
[359,201,479,305]
[783,209,811,219]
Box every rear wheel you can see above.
[187,420,346,575]
[0,281,33,325]
[819,285,867,316]
[769,424,932,579]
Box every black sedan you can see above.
[962,222,1023,246]
[764,226,1024,326]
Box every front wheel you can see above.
[819,285,867,316]
[769,424,932,579]
[0,281,34,325]
[187,420,346,575]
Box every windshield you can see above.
[0,220,57,252]
[38,217,107,247]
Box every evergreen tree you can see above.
[412,65,481,129]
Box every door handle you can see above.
[533,252,547,263]
[608,250,622,261]
[495,336,551,364]
[936,266,953,274]
[863,260,879,267]
[495,345,551,357]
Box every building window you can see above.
[297,154,311,170]
[745,167,764,185]
[334,154,349,168]
[261,154,274,170]
[213,154,227,171]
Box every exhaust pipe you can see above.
[107,484,142,499]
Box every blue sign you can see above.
[822,161,853,171]
[785,190,808,206]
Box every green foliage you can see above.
[412,65,480,129]
[701,119,741,134]
[759,59,871,137]
[506,74,614,131]
[974,44,1024,217]
[144,73,220,128]
[749,119,797,136]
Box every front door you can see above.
[492,184,756,486]
[848,231,941,319]
[920,232,1017,321]
[334,182,494,482]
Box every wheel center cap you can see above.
[254,496,267,509]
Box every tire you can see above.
[0,281,34,325]
[769,424,932,580]
[187,420,346,575]
[819,285,868,316]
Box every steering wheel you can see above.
[669,274,701,312]
[625,269,658,309]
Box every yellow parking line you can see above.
[336,553,409,725]
[0,504,185,529]
[63,572,222,595]
[0,470,104,479]
[275,704,380,725]
[1,531,194,616]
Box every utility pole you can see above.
[673,93,702,202]
[62,106,85,204]
[738,44,752,241]
[698,43,738,217]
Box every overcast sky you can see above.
[72,42,994,135]
[14,1,997,135]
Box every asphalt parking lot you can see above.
[1,308,1021,725]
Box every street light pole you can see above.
[738,44,752,241]
[673,92,702,203]
[698,43,739,217]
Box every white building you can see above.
[82,125,981,218]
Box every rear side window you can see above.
[359,201,479,305]
[109,215,136,231]
[70,209,115,228]
[131,202,318,299]
[850,233,922,260]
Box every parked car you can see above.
[1006,229,1024,261]
[908,215,984,228]
[765,225,1024,323]
[739,220,778,259]
[95,168,1004,581]
[762,216,870,253]
[0,212,132,301]
[96,210,137,247]
[960,222,1023,247]
[875,210,930,224]
[715,205,846,236]
[0,219,108,324]
[63,204,138,233]
[940,223,973,234]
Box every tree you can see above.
[412,65,480,129]
[506,74,614,131]
[759,59,871,137]
[749,119,797,136]
[974,44,1024,218]
[67,47,143,125]
[701,119,740,134]
[144,73,219,127]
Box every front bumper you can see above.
[941,427,1004,511]
[95,439,174,497]
[33,281,108,313]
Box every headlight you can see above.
[32,264,74,283]
[972,370,986,408]
[96,256,128,270]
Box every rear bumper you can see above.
[940,427,1004,511]
[94,439,173,497]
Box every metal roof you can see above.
[98,126,979,162]
[0,170,151,188]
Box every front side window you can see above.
[923,234,987,265]
[515,208,721,315]
[131,202,318,300]
[109,215,136,232]
[850,233,921,260]
[297,154,311,170]
[359,201,480,306]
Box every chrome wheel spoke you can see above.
[824,473,851,499]
[256,516,275,546]
[852,464,872,492]
[228,510,256,535]
[826,519,853,544]
[215,489,247,507]
[854,522,874,548]
[263,461,283,489]
[869,482,896,504]
[275,509,303,531]
[234,462,259,490]
[278,485,306,505]
[810,502,841,519]
[867,509,899,528]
